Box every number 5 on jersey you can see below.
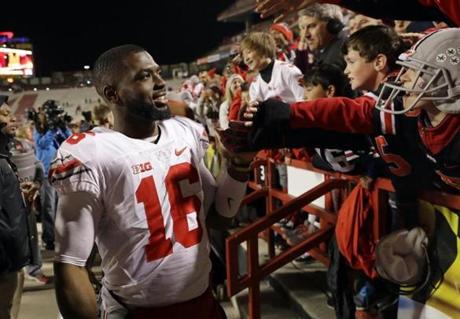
[135,163,202,261]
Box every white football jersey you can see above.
[249,59,304,104]
[51,117,212,308]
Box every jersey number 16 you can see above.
[135,163,202,262]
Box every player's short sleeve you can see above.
[49,147,100,196]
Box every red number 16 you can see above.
[135,163,202,262]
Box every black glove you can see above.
[248,98,291,150]
[252,98,291,129]
[217,99,293,152]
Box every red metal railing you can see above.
[225,155,460,319]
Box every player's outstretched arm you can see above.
[54,262,97,319]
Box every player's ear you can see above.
[103,86,119,104]
[374,53,388,72]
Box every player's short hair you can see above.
[93,44,146,96]
[342,25,407,70]
[240,32,276,59]
[303,64,353,98]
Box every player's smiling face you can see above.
[116,51,171,121]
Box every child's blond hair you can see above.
[240,32,276,59]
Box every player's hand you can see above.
[255,0,317,22]
[215,100,261,153]
[216,121,251,154]
[215,125,256,165]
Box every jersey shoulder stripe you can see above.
[49,154,91,183]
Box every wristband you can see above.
[227,160,252,181]
[229,160,252,172]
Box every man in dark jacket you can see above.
[295,3,346,74]
[0,95,30,319]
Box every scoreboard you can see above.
[0,31,34,77]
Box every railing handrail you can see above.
[225,155,460,319]
[227,178,347,243]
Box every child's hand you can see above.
[242,101,260,127]
[245,98,291,129]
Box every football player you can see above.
[51,45,256,319]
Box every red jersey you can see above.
[288,94,460,192]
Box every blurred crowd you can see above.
[1,1,459,318]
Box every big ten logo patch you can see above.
[132,162,153,175]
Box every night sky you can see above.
[0,1,245,76]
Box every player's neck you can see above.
[113,115,159,139]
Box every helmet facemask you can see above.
[375,56,454,115]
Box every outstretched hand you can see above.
[255,0,318,22]
[215,122,257,164]
[242,101,260,127]
[216,98,292,152]
[216,121,252,155]
[215,99,262,152]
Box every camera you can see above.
[26,100,73,133]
